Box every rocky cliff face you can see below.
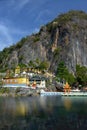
[50,17,87,73]
[0,10,87,74]
[49,11,87,73]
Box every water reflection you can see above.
[0,96,87,130]
[62,97,72,110]
[62,97,87,112]
[0,96,57,117]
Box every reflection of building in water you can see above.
[3,99,29,117]
[63,98,72,110]
[39,96,47,110]
[16,102,28,116]
[39,96,54,113]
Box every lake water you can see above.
[0,96,87,130]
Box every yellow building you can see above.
[2,77,29,87]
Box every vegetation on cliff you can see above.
[56,62,87,87]
[0,10,87,87]
[46,10,87,32]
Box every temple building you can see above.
[2,66,46,88]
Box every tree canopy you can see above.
[76,64,87,86]
[56,61,75,85]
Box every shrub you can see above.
[38,61,49,71]
[33,36,40,42]
[0,87,10,94]
[53,47,61,58]
[15,87,21,94]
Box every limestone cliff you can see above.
[0,10,87,74]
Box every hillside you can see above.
[0,10,87,74]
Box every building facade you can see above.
[2,77,29,88]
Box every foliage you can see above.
[0,68,7,73]
[67,10,87,20]
[66,73,76,85]
[15,87,21,94]
[19,55,24,62]
[9,45,15,52]
[55,10,87,24]
[0,87,10,94]
[28,60,36,68]
[33,35,40,42]
[46,10,87,32]
[57,61,67,79]
[0,47,10,60]
[18,63,27,68]
[0,37,28,72]
[46,22,54,32]
[72,23,79,30]
[0,45,15,71]
[0,37,28,66]
[56,63,87,86]
[9,70,14,77]
[15,37,28,49]
[35,58,40,65]
[28,59,49,71]
[76,64,87,86]
[38,61,49,71]
[57,13,71,24]
[10,60,17,70]
[53,47,61,58]
[56,61,75,85]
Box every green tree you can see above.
[15,37,27,49]
[28,60,36,68]
[33,35,40,42]
[56,61,75,84]
[35,58,40,65]
[57,61,67,79]
[76,64,87,86]
[38,61,49,71]
[18,63,27,68]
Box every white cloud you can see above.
[9,27,29,35]
[0,24,13,45]
[0,22,40,50]
[33,28,39,33]
[35,9,51,23]
[0,22,30,50]
[11,0,30,11]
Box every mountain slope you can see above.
[0,10,87,74]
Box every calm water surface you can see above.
[0,96,87,130]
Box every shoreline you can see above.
[0,87,41,97]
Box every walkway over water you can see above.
[41,90,87,96]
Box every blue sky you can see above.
[0,0,87,50]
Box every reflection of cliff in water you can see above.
[0,97,60,116]
[0,97,87,130]
[62,97,72,110]
[0,96,60,130]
